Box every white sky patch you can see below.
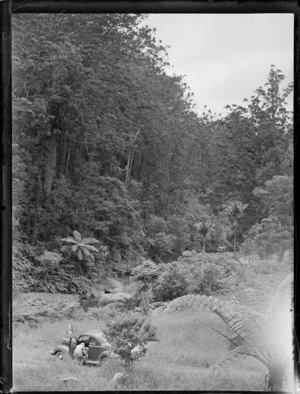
[143,14,294,116]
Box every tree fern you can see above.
[61,230,99,261]
[158,273,294,391]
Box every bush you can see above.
[132,259,162,283]
[13,244,92,294]
[153,265,188,302]
[104,312,158,371]
[167,251,239,296]
[144,215,178,262]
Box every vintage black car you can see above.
[50,330,114,366]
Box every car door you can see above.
[69,337,77,356]
[86,336,102,361]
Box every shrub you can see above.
[104,312,158,371]
[153,265,188,302]
[132,259,162,283]
[174,251,238,295]
[13,243,92,294]
[144,215,177,262]
[13,253,39,293]
[131,259,166,310]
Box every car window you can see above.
[88,337,98,346]
[77,335,99,345]
[78,335,89,343]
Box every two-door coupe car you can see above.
[50,330,114,366]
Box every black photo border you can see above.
[1,1,299,392]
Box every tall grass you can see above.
[13,309,267,391]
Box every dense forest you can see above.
[12,13,293,295]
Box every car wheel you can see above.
[55,351,65,361]
[98,354,108,367]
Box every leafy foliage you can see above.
[160,273,293,391]
[12,13,293,298]
[61,230,99,261]
[248,216,292,259]
[12,19,294,390]
[177,251,239,294]
[106,277,144,298]
[132,259,161,283]
[13,243,91,294]
[153,265,189,302]
[253,175,293,226]
[104,312,158,371]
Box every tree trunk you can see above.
[201,252,205,281]
[125,150,133,188]
[58,133,67,179]
[65,142,71,176]
[44,134,57,197]
[30,174,42,243]
[233,231,237,258]
[265,243,268,260]
[31,202,39,243]
[125,128,140,188]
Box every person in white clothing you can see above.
[73,342,88,364]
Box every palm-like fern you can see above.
[61,230,99,261]
[224,201,248,257]
[224,201,248,220]
[194,220,214,280]
[194,220,214,254]
[159,273,294,391]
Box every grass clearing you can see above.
[13,266,293,391]
[13,308,268,391]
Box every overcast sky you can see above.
[143,14,294,116]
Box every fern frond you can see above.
[107,277,126,293]
[160,290,288,365]
[61,237,77,244]
[73,230,82,242]
[126,280,144,296]
[107,277,144,297]
[212,345,265,373]
[157,274,293,391]
[81,237,99,244]
[81,244,99,252]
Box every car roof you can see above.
[78,331,107,340]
